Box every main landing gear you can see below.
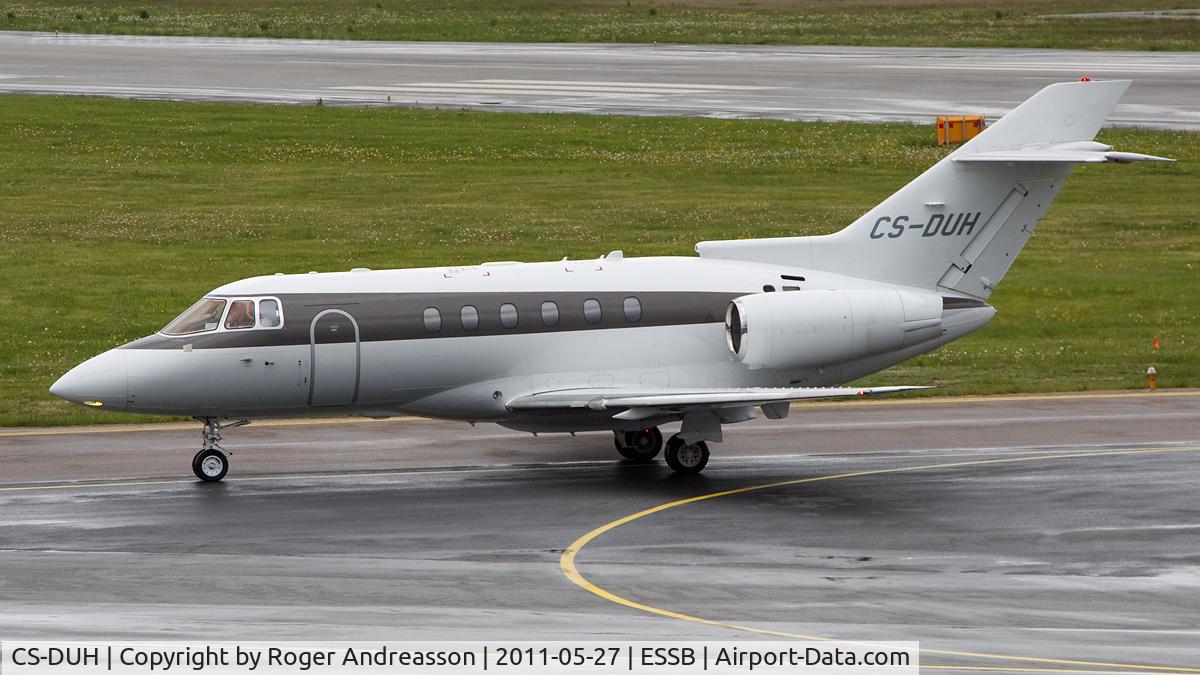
[614,427,710,474]
[614,427,663,462]
[664,436,709,474]
[192,417,247,482]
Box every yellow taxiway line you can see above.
[560,445,1200,675]
[2,389,1196,438]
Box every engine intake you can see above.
[726,289,943,370]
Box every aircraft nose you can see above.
[49,349,129,411]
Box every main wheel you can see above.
[192,448,229,482]
[614,427,663,462]
[664,436,709,474]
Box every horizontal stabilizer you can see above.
[956,141,1174,164]
[507,385,928,414]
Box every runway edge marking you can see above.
[560,445,1200,675]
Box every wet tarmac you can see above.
[2,390,1198,673]
[1,33,1198,129]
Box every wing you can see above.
[507,385,928,420]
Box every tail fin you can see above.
[697,80,1170,298]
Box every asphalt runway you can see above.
[2,390,1199,673]
[2,32,1198,129]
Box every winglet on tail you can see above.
[697,80,1171,299]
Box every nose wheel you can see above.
[614,427,663,462]
[192,417,246,482]
[192,448,229,482]
[664,435,709,474]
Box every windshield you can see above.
[162,298,227,336]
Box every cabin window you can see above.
[583,298,602,325]
[224,299,256,330]
[423,307,442,333]
[541,301,560,327]
[258,298,282,328]
[499,303,519,329]
[763,285,776,292]
[623,296,641,322]
[460,305,479,331]
[161,298,227,336]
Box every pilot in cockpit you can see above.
[224,300,255,329]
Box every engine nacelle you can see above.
[725,289,943,370]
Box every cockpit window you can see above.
[258,299,281,328]
[224,300,256,330]
[162,298,227,336]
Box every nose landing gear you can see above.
[192,417,247,482]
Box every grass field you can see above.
[3,0,1200,50]
[1,94,1196,426]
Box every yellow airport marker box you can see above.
[937,115,986,145]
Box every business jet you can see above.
[50,79,1169,481]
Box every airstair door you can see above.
[308,309,360,407]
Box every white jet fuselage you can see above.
[52,255,993,431]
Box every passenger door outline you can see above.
[308,309,361,406]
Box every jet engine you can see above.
[725,289,943,370]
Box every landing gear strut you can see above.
[664,435,709,474]
[614,427,663,462]
[192,417,246,482]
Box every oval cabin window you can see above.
[583,298,602,325]
[541,301,560,327]
[499,303,519,329]
[422,307,442,333]
[460,305,479,331]
[623,296,642,322]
